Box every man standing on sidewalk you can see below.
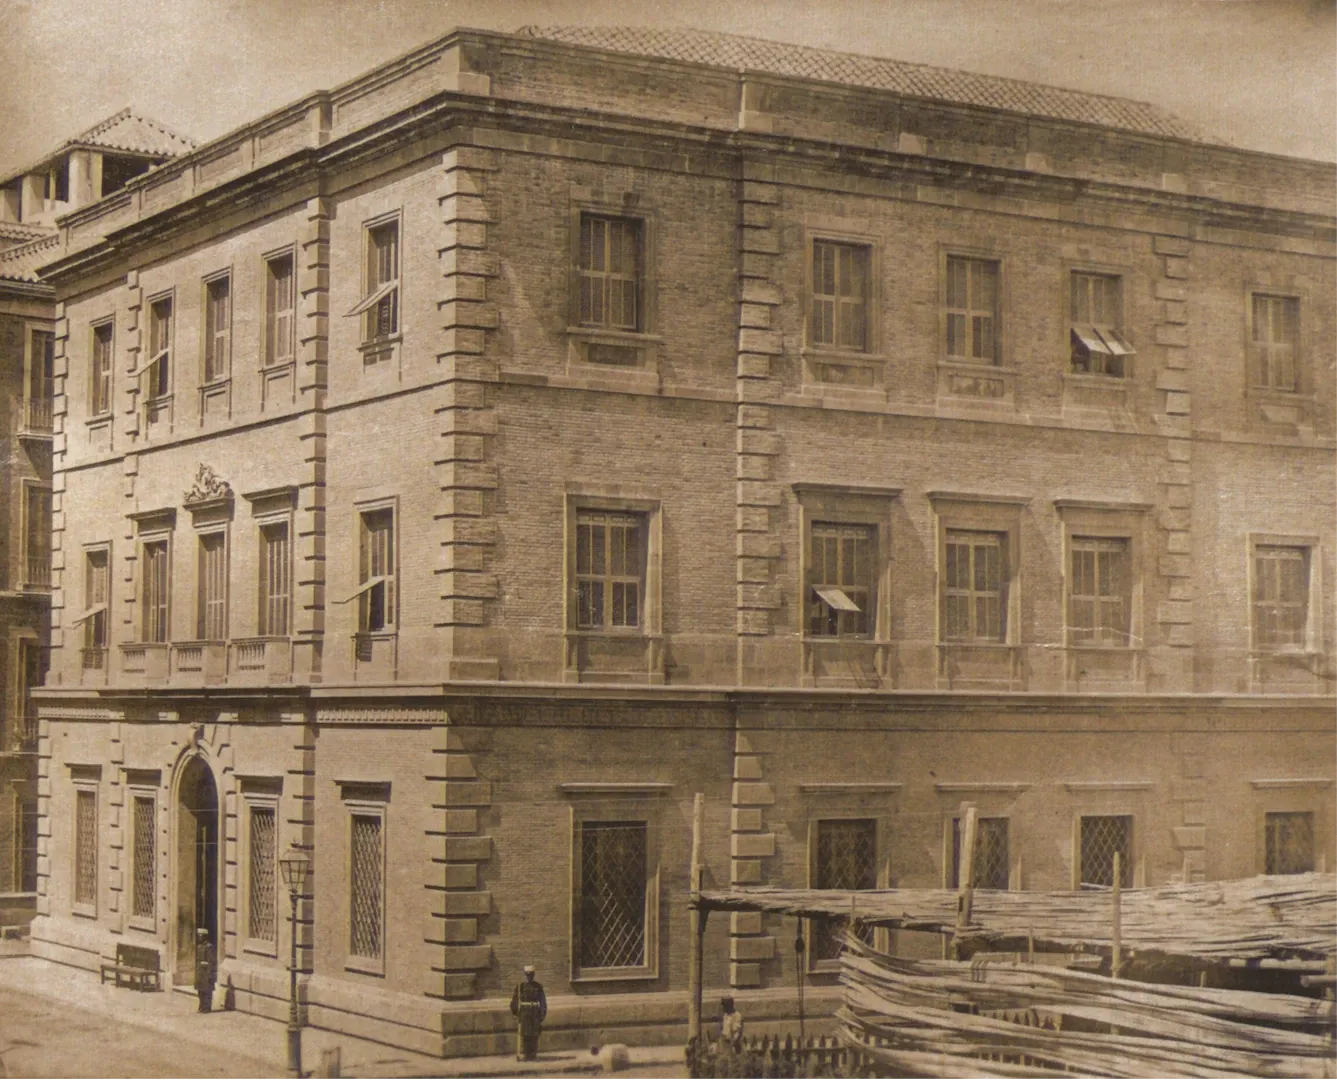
[195,929,215,1013]
[509,964,547,1061]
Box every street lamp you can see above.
[279,847,311,1079]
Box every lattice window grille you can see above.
[580,821,647,970]
[1080,815,1132,888]
[952,817,1010,891]
[132,796,156,919]
[813,819,877,961]
[349,814,383,959]
[1265,812,1314,876]
[248,806,277,942]
[74,789,97,906]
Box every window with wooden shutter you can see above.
[142,540,170,643]
[575,511,645,630]
[1250,294,1299,392]
[82,549,109,657]
[1070,272,1133,376]
[357,509,395,632]
[945,256,999,364]
[810,241,869,351]
[28,329,54,431]
[1069,538,1130,646]
[259,522,290,637]
[807,522,874,638]
[203,275,231,384]
[579,215,641,333]
[24,486,51,587]
[145,297,172,399]
[944,531,1006,642]
[264,254,295,367]
[1253,545,1310,650]
[91,321,114,416]
[197,532,227,641]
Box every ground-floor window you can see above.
[348,812,384,964]
[811,818,877,963]
[248,804,278,944]
[1079,815,1132,888]
[74,786,98,911]
[578,821,648,970]
[951,816,1009,891]
[1265,811,1314,875]
[131,795,156,920]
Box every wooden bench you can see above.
[99,943,161,991]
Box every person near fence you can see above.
[195,929,216,1013]
[510,964,547,1061]
[719,994,744,1051]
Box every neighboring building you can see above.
[27,26,1335,1057]
[0,110,193,929]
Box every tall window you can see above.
[248,805,277,943]
[944,531,1005,642]
[951,816,1009,891]
[28,329,54,431]
[1070,538,1129,646]
[1250,294,1299,392]
[203,275,231,384]
[945,256,999,364]
[74,787,98,908]
[197,533,227,641]
[259,522,290,636]
[808,522,874,638]
[15,797,37,893]
[1265,811,1314,875]
[24,486,51,586]
[142,540,170,643]
[349,813,383,961]
[347,221,400,345]
[575,511,644,630]
[1079,815,1132,888]
[146,297,172,399]
[131,795,156,920]
[83,549,109,658]
[810,240,869,351]
[264,254,295,367]
[579,214,641,332]
[358,509,394,633]
[1253,545,1309,650]
[579,821,647,970]
[1070,272,1133,376]
[91,321,114,416]
[812,819,877,961]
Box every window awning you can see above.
[814,586,861,612]
[68,603,107,625]
[1071,326,1110,354]
[335,576,385,604]
[345,280,397,318]
[127,350,169,379]
[1096,328,1136,356]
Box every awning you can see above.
[814,587,861,612]
[67,603,107,625]
[345,280,397,318]
[334,576,385,604]
[1071,326,1110,354]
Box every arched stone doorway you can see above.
[175,756,219,984]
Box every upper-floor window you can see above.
[809,240,869,352]
[197,532,227,641]
[91,321,114,417]
[1070,272,1133,377]
[1249,293,1299,393]
[358,508,395,633]
[944,530,1005,642]
[141,539,170,643]
[1252,544,1310,651]
[23,486,51,588]
[259,522,290,637]
[203,275,231,385]
[350,221,399,345]
[579,214,641,333]
[807,522,874,638]
[1069,537,1130,647]
[264,254,295,368]
[146,296,172,400]
[28,329,54,432]
[945,256,999,364]
[83,549,109,657]
[575,510,645,630]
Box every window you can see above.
[810,240,868,351]
[944,531,1005,642]
[1069,538,1130,646]
[196,532,227,641]
[1070,272,1133,377]
[14,797,37,894]
[1264,811,1314,875]
[576,510,645,630]
[264,254,295,368]
[81,549,110,661]
[579,214,641,333]
[91,321,114,416]
[259,522,290,636]
[28,329,54,431]
[951,816,1010,891]
[131,795,156,920]
[24,486,51,587]
[1250,294,1299,392]
[945,256,999,363]
[141,540,170,643]
[807,522,874,638]
[145,296,172,399]
[202,275,230,384]
[74,787,98,910]
[1253,545,1309,650]
[1079,815,1132,888]
[248,804,277,943]
[357,509,395,633]
[348,221,399,346]
[811,819,877,962]
[578,821,647,970]
[349,812,383,962]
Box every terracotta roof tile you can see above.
[0,234,59,284]
[65,108,197,158]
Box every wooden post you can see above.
[1111,851,1122,979]
[952,803,978,960]
[688,792,705,1046]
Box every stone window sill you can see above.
[937,361,1015,405]
[565,327,661,378]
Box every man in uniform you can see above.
[509,964,547,1061]
[195,929,216,1013]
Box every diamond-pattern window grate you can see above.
[249,806,277,942]
[813,819,877,961]
[132,797,156,919]
[349,814,383,960]
[75,789,97,906]
[1080,815,1132,888]
[1266,812,1314,876]
[952,817,1010,891]
[580,822,647,970]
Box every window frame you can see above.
[239,777,282,957]
[564,492,663,638]
[352,501,397,635]
[1068,269,1135,378]
[941,249,1004,366]
[194,526,229,643]
[347,212,402,364]
[1073,813,1135,890]
[946,814,1012,892]
[799,222,884,390]
[258,517,293,639]
[1248,533,1321,656]
[805,814,890,974]
[806,236,873,355]
[138,531,173,645]
[90,318,115,418]
[340,782,389,976]
[1067,536,1132,647]
[1247,291,1301,395]
[574,508,649,633]
[70,768,101,918]
[930,494,1024,647]
[141,291,174,402]
[127,780,158,931]
[20,480,52,589]
[25,324,55,433]
[201,269,232,388]
[1264,810,1315,876]
[262,249,297,370]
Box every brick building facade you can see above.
[26,27,1336,1056]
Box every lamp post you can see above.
[279,847,311,1079]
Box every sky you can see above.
[0,0,1333,179]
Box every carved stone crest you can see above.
[183,464,233,507]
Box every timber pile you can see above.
[698,872,1336,962]
[834,936,1336,1079]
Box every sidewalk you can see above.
[0,945,683,1078]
